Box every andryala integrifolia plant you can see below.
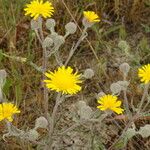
[0,0,150,149]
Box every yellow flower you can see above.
[83,11,100,23]
[138,64,150,84]
[0,103,20,122]
[24,0,54,20]
[97,94,124,114]
[44,66,82,95]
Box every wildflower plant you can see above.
[82,11,100,29]
[18,2,101,148]
[1,0,150,149]
[83,11,100,23]
[138,64,150,84]
[0,103,20,122]
[44,66,82,95]
[23,4,101,148]
[24,0,54,20]
[97,94,124,114]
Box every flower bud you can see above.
[46,19,56,32]
[110,83,121,95]
[80,105,93,120]
[77,101,93,120]
[117,81,129,90]
[138,124,150,138]
[97,92,105,99]
[27,129,39,141]
[42,37,53,48]
[83,68,94,79]
[35,116,48,129]
[54,35,65,47]
[49,33,65,49]
[119,63,130,75]
[65,22,77,34]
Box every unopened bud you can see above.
[83,68,94,79]
[80,105,93,120]
[77,101,93,120]
[110,83,121,95]
[46,19,56,32]
[27,129,39,141]
[35,116,48,129]
[42,37,53,48]
[138,124,150,138]
[117,81,129,90]
[119,63,130,75]
[97,92,105,99]
[54,35,65,47]
[65,22,77,34]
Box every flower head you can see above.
[44,66,82,95]
[24,0,54,20]
[138,64,150,84]
[0,103,20,122]
[97,94,124,114]
[83,11,100,23]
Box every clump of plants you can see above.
[0,0,150,149]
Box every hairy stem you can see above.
[137,83,149,114]
[141,97,150,112]
[65,27,87,65]
[123,75,130,115]
[48,93,64,149]
[50,93,61,134]
[54,51,63,66]
[34,29,43,45]
[41,40,49,120]
[34,22,49,123]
